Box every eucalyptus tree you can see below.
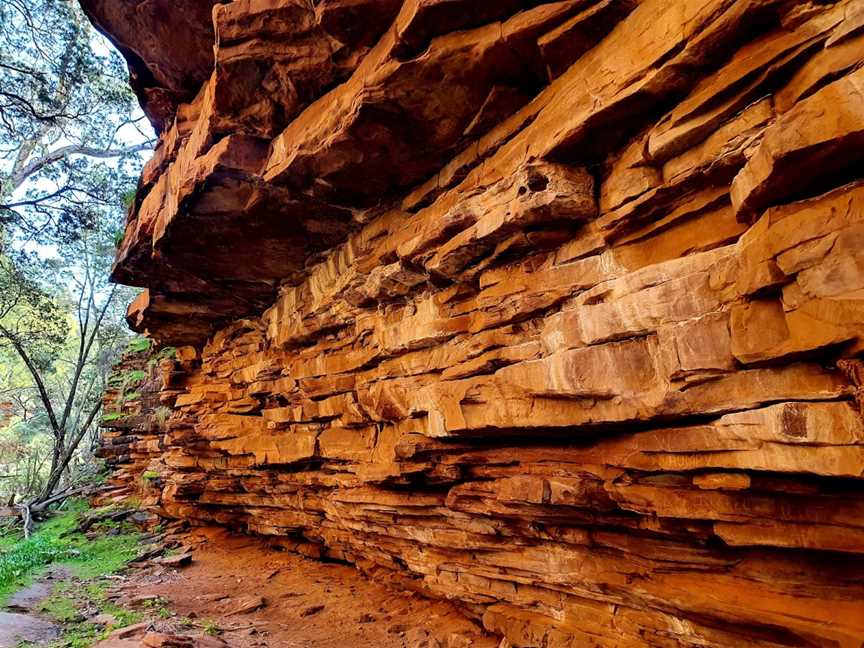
[0,0,152,517]
[0,0,151,243]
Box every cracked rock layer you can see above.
[87,0,864,646]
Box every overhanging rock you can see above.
[89,1,864,645]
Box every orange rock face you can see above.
[88,0,864,645]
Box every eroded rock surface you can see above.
[90,0,864,645]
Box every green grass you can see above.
[154,406,171,426]
[157,346,176,360]
[70,528,140,579]
[0,500,142,606]
[202,619,220,636]
[40,579,144,648]
[37,623,103,648]
[38,588,80,622]
[1,501,148,648]
[0,533,71,604]
[84,581,143,627]
[100,412,126,422]
[0,530,19,550]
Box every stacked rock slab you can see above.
[83,0,864,645]
[97,345,182,507]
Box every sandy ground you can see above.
[107,526,499,648]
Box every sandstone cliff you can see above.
[86,1,864,645]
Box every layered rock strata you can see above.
[87,0,864,646]
[97,344,178,507]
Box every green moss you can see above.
[108,369,146,388]
[126,370,146,383]
[65,528,140,579]
[126,337,152,354]
[39,588,79,623]
[161,346,177,359]
[141,470,159,482]
[106,367,149,414]
[100,412,126,422]
[147,346,177,371]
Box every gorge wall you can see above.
[84,0,864,646]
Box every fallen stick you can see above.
[30,485,90,513]
[3,484,91,537]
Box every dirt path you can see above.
[0,570,66,647]
[0,611,59,647]
[102,526,498,648]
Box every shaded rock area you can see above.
[96,345,175,513]
[85,0,864,646]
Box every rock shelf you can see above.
[87,1,864,645]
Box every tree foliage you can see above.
[0,0,152,244]
[0,0,153,509]
[0,225,135,505]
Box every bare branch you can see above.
[0,324,61,437]
[9,142,152,192]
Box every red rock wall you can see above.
[96,346,176,506]
[85,1,864,645]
